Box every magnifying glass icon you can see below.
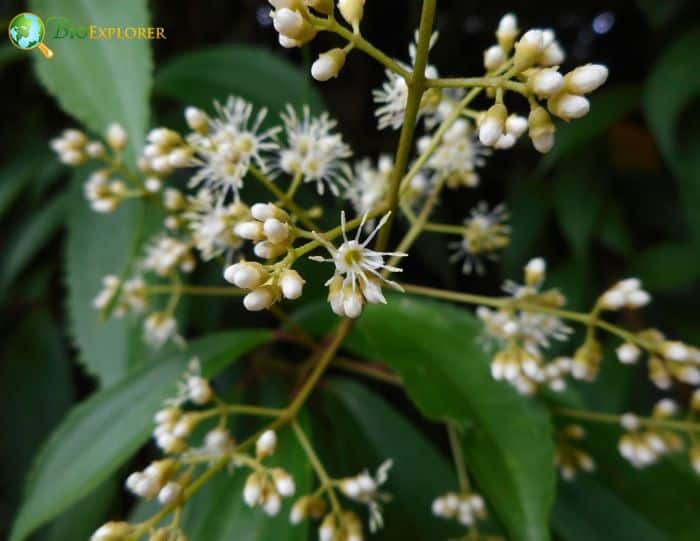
[8,12,54,59]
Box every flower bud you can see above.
[494,133,517,149]
[505,114,528,137]
[264,218,290,244]
[106,123,128,150]
[185,106,208,133]
[565,64,609,94]
[616,343,641,364]
[63,129,87,147]
[61,149,86,166]
[274,8,306,39]
[163,188,184,210]
[528,68,565,98]
[280,269,305,299]
[483,45,506,71]
[234,221,265,242]
[496,13,519,52]
[148,128,181,147]
[187,376,213,405]
[513,29,544,71]
[224,262,269,289]
[243,473,262,507]
[144,177,162,193]
[86,141,106,158]
[256,429,278,457]
[204,427,234,454]
[251,202,289,222]
[626,289,651,308]
[311,48,347,81]
[244,286,278,311]
[528,105,556,153]
[158,481,182,505]
[319,515,337,541]
[263,492,282,516]
[254,240,288,260]
[338,0,365,28]
[90,521,133,541]
[548,93,590,120]
[620,413,640,431]
[540,39,565,66]
[478,103,507,146]
[278,34,301,48]
[272,468,296,496]
[524,257,546,287]
[169,148,192,168]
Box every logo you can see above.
[8,12,54,59]
[7,12,167,60]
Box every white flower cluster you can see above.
[618,401,684,469]
[554,424,595,481]
[432,491,487,527]
[126,459,183,505]
[243,430,296,516]
[613,328,700,389]
[83,169,127,213]
[599,278,651,311]
[478,14,608,154]
[277,105,352,195]
[478,258,574,394]
[417,118,487,188]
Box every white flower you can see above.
[373,32,438,130]
[144,312,179,348]
[345,155,393,217]
[93,275,148,316]
[276,105,352,195]
[448,203,510,275]
[340,460,393,533]
[417,118,487,187]
[183,189,249,260]
[188,96,280,197]
[142,235,195,276]
[311,212,406,318]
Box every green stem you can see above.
[292,419,342,513]
[447,421,470,493]
[422,221,467,235]
[146,285,246,297]
[286,170,304,199]
[427,77,528,95]
[312,15,412,80]
[374,0,437,251]
[555,408,700,433]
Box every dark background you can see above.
[1,0,699,538]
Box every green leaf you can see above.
[181,412,313,541]
[297,297,556,541]
[9,330,270,541]
[154,44,322,115]
[43,477,119,541]
[630,242,700,291]
[644,28,700,240]
[63,177,153,385]
[552,477,666,541]
[0,192,68,291]
[0,311,74,527]
[30,0,153,157]
[30,0,154,383]
[317,378,465,540]
[563,423,700,539]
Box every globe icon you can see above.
[8,12,45,50]
[8,12,53,58]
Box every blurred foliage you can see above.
[1,0,699,540]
